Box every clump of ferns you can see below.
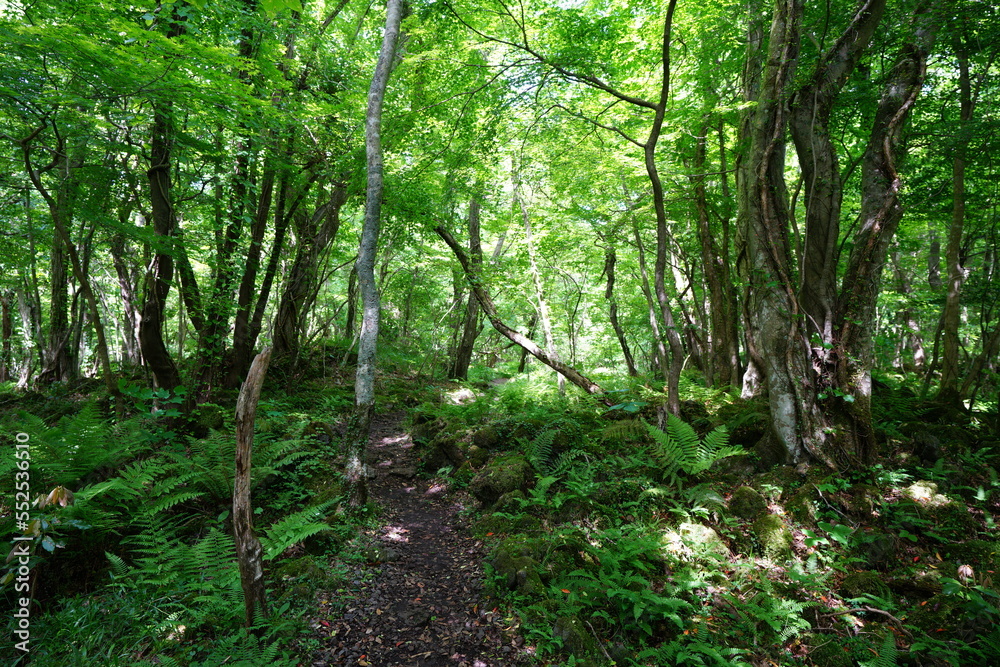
[645,414,746,488]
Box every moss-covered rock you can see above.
[493,489,526,513]
[943,539,1000,571]
[785,484,820,524]
[472,425,502,450]
[552,615,597,657]
[853,532,897,571]
[905,593,963,634]
[411,417,446,444]
[467,444,490,467]
[471,513,540,537]
[490,536,546,596]
[841,571,889,599]
[802,633,854,667]
[469,454,533,505]
[752,514,794,560]
[898,482,979,536]
[419,434,466,472]
[728,485,768,519]
[661,522,730,561]
[844,484,880,518]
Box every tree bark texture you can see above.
[141,107,183,392]
[832,2,938,464]
[790,0,886,351]
[234,346,272,627]
[449,195,483,380]
[346,0,404,507]
[938,41,974,404]
[435,226,604,396]
[737,0,832,466]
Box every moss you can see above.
[471,513,540,537]
[552,615,597,657]
[469,454,533,505]
[943,539,1000,570]
[841,571,889,599]
[728,485,768,519]
[490,537,545,597]
[906,593,963,634]
[493,489,526,513]
[844,484,880,518]
[785,484,819,524]
[752,514,794,560]
[661,522,730,561]
[467,444,490,467]
[803,635,854,667]
[472,425,501,450]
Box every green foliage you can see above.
[646,416,744,486]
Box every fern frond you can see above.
[525,429,557,473]
[598,418,649,444]
[260,500,338,560]
[106,552,132,578]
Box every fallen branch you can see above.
[435,225,604,397]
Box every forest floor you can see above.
[306,412,526,667]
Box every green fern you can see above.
[260,499,338,560]
[859,633,898,667]
[598,418,649,444]
[647,415,745,485]
[524,429,557,473]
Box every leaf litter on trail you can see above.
[307,412,528,666]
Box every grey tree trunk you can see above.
[449,195,483,380]
[938,41,974,405]
[234,347,272,627]
[346,0,404,506]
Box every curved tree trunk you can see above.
[516,184,565,394]
[833,3,938,464]
[436,226,603,396]
[346,0,404,506]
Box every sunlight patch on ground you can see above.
[382,525,410,543]
[378,433,409,446]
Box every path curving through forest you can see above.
[308,412,525,667]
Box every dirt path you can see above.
[308,412,524,667]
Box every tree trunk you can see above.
[516,185,565,394]
[141,107,183,392]
[790,0,886,353]
[737,0,830,465]
[227,167,276,387]
[272,186,348,359]
[690,120,738,387]
[234,346,272,627]
[602,249,638,377]
[0,290,11,383]
[346,0,404,506]
[110,233,143,367]
[832,2,939,464]
[449,195,483,380]
[633,221,671,383]
[937,41,974,405]
[436,226,604,396]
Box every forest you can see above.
[1,0,999,664]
